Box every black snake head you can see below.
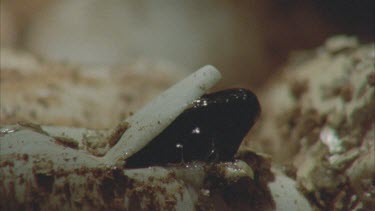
[125,88,261,168]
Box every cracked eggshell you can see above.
[0,64,311,210]
[0,66,224,210]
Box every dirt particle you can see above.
[92,169,103,178]
[75,167,89,175]
[18,122,49,135]
[36,97,50,108]
[290,79,309,99]
[108,121,129,147]
[1,161,14,167]
[367,73,375,86]
[120,93,135,103]
[19,174,25,184]
[148,176,155,183]
[340,84,353,102]
[22,154,29,161]
[54,136,79,149]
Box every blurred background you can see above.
[1,0,374,89]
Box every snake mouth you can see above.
[125,88,260,168]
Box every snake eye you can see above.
[125,88,261,168]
